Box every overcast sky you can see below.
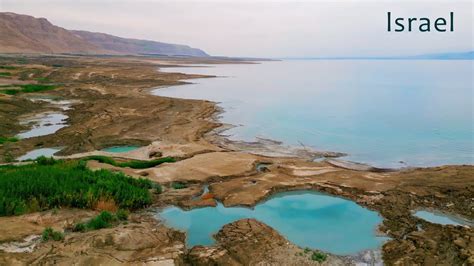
[1,0,472,57]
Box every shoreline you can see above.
[151,62,472,171]
[0,54,472,265]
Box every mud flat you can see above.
[0,55,472,265]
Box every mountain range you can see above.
[0,12,208,57]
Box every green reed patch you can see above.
[0,136,19,144]
[83,155,175,169]
[0,72,11,77]
[0,84,57,95]
[0,157,152,216]
[0,66,17,70]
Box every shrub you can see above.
[74,210,127,232]
[83,155,176,169]
[42,227,64,241]
[154,183,163,194]
[171,182,187,189]
[35,156,58,165]
[73,223,86,232]
[95,198,118,212]
[86,211,115,230]
[311,251,327,262]
[116,209,129,221]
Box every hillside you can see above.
[0,12,208,56]
[0,12,103,54]
[72,30,208,57]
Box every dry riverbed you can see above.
[0,55,472,265]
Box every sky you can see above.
[1,0,472,57]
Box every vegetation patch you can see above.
[73,210,128,232]
[0,136,19,144]
[0,157,152,216]
[41,227,64,241]
[0,72,11,77]
[0,84,57,95]
[0,66,17,70]
[83,155,175,169]
[171,182,187,189]
[154,183,163,194]
[311,251,327,262]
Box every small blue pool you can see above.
[157,191,388,255]
[101,145,141,153]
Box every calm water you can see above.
[17,148,61,161]
[101,146,140,153]
[157,191,387,255]
[17,112,68,139]
[154,60,473,168]
[414,210,473,227]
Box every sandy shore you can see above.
[0,54,472,265]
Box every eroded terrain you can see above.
[0,55,472,265]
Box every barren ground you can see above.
[0,55,472,265]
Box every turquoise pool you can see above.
[157,191,388,255]
[101,145,141,153]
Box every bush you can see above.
[0,159,152,216]
[73,223,86,232]
[86,211,115,230]
[171,182,187,189]
[42,227,64,241]
[311,251,327,262]
[84,155,175,169]
[75,210,128,231]
[154,183,163,194]
[116,209,129,221]
[36,156,58,165]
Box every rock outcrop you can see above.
[187,219,348,265]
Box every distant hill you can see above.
[71,30,208,57]
[410,51,474,60]
[0,12,104,54]
[283,51,474,60]
[0,12,209,57]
